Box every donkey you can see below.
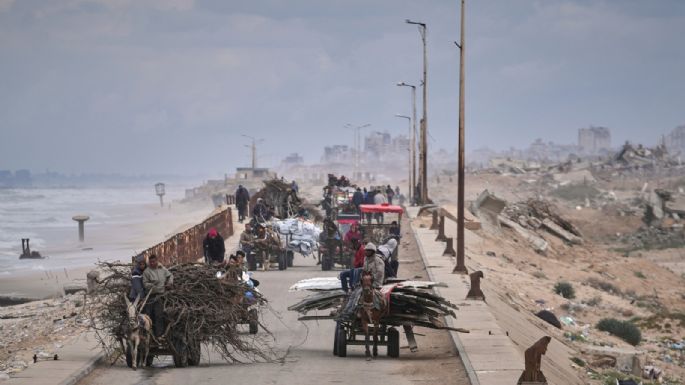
[123,294,152,370]
[358,271,387,360]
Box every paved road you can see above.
[80,221,469,385]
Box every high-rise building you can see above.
[665,125,685,153]
[578,126,611,155]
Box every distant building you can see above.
[364,131,409,163]
[578,126,611,155]
[322,145,354,164]
[665,125,685,154]
[281,153,304,167]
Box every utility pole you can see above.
[397,82,417,204]
[453,0,468,274]
[395,114,412,203]
[406,19,428,204]
[242,134,263,169]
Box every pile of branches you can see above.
[85,262,272,363]
[289,283,461,331]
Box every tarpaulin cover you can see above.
[359,204,404,214]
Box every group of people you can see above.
[351,185,402,223]
[238,222,281,271]
[129,226,258,340]
[338,221,400,293]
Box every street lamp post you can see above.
[406,19,428,204]
[453,0,468,275]
[395,114,412,203]
[242,134,264,169]
[397,82,417,204]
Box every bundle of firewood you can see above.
[288,279,462,331]
[85,262,272,363]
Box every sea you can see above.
[0,184,195,275]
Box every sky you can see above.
[0,0,683,175]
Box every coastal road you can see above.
[79,220,469,385]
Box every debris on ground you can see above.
[0,294,89,377]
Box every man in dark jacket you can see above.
[235,185,250,223]
[203,228,226,264]
[352,188,364,213]
[129,255,146,301]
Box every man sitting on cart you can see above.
[142,254,173,338]
[339,238,364,293]
[240,223,256,262]
[338,242,385,321]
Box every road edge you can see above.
[407,212,480,385]
[57,352,105,385]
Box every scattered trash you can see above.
[560,316,576,326]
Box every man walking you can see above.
[235,185,250,223]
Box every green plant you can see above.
[597,318,642,346]
[570,357,585,367]
[554,281,576,299]
[634,271,646,279]
[586,277,622,296]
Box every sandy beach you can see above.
[0,197,214,300]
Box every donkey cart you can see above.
[127,331,202,368]
[333,321,404,358]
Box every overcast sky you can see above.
[1,0,683,175]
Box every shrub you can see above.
[634,271,646,279]
[597,318,642,346]
[570,357,586,367]
[554,281,576,299]
[586,277,622,296]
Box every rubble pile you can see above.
[616,226,685,251]
[614,187,685,250]
[471,190,584,250]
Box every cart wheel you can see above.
[387,327,400,358]
[187,340,201,366]
[336,326,347,357]
[248,308,259,334]
[322,256,332,271]
[287,251,294,267]
[172,337,189,368]
[278,252,286,271]
[247,253,257,271]
[333,322,339,356]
